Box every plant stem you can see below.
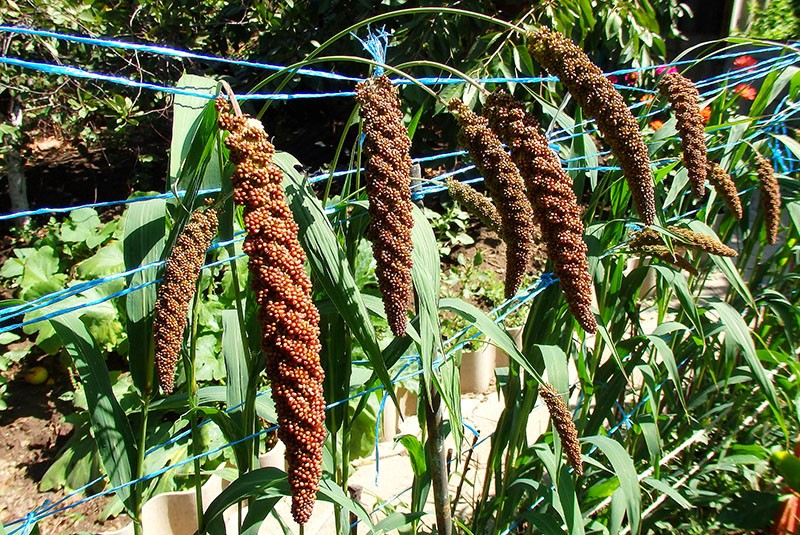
[133,393,151,535]
[424,388,452,535]
[189,288,204,533]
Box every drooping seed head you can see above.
[449,98,537,298]
[539,382,583,476]
[445,177,502,234]
[756,154,781,245]
[659,72,708,198]
[484,91,596,333]
[707,162,743,220]
[217,98,325,525]
[153,208,218,394]
[528,27,656,225]
[355,75,415,337]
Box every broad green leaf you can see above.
[538,345,569,394]
[643,477,692,509]
[222,310,248,428]
[275,151,396,408]
[410,204,441,395]
[439,298,539,380]
[76,241,124,278]
[398,434,431,521]
[710,301,784,431]
[651,265,703,339]
[583,436,641,535]
[204,467,290,533]
[240,497,281,535]
[750,66,798,117]
[687,220,755,310]
[52,312,138,516]
[645,334,686,410]
[317,477,374,528]
[518,512,564,535]
[123,195,167,394]
[169,74,221,188]
[373,512,425,535]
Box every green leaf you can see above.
[316,477,374,528]
[123,195,167,395]
[169,74,221,188]
[373,512,425,535]
[439,298,539,379]
[583,436,641,535]
[410,204,441,395]
[651,265,703,339]
[240,497,281,535]
[222,310,248,427]
[645,334,686,410]
[204,467,290,533]
[687,220,755,310]
[710,301,784,431]
[76,241,124,278]
[52,312,138,516]
[642,477,692,509]
[275,151,397,408]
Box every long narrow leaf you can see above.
[52,313,138,516]
[275,151,396,408]
[583,436,641,535]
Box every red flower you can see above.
[607,74,620,84]
[700,106,711,125]
[734,83,757,101]
[734,55,757,69]
[625,72,639,85]
[649,119,664,131]
[656,66,678,76]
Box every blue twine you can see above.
[1,24,787,87]
[1,52,794,223]
[352,27,390,77]
[0,25,362,81]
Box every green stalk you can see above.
[189,284,204,532]
[133,393,151,535]
[423,387,452,535]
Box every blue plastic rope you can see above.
[0,25,362,81]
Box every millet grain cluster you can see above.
[216,99,325,525]
[529,27,656,225]
[449,98,537,298]
[539,383,583,476]
[355,75,415,337]
[756,154,781,245]
[707,162,743,220]
[659,71,708,198]
[445,177,502,234]
[153,208,218,394]
[484,91,597,333]
[629,226,736,259]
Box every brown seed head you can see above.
[707,162,743,220]
[756,154,781,244]
[445,177,502,234]
[484,91,596,333]
[539,383,583,476]
[153,208,218,394]
[659,72,708,198]
[217,98,325,525]
[667,226,737,257]
[354,75,415,337]
[629,225,736,260]
[528,28,656,225]
[449,98,536,298]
